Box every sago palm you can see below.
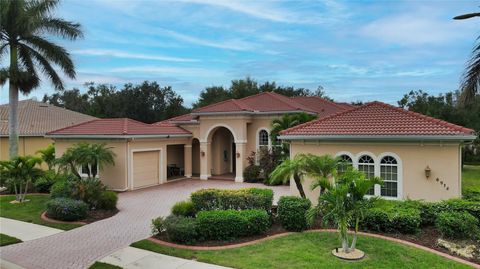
[0,0,82,157]
[454,10,480,105]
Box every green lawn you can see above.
[0,194,82,230]
[0,233,22,246]
[89,262,122,269]
[463,165,480,190]
[131,232,472,269]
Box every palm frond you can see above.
[459,38,480,105]
[454,13,480,20]
[23,43,63,90]
[25,0,60,18]
[38,18,83,40]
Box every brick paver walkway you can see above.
[0,179,290,269]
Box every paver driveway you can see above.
[0,179,290,269]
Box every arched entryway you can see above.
[191,138,200,177]
[209,126,235,179]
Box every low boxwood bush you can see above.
[97,191,118,210]
[362,200,421,234]
[277,196,311,232]
[164,215,198,244]
[418,199,480,226]
[191,188,273,212]
[46,198,88,221]
[196,209,270,240]
[243,165,262,183]
[151,216,166,235]
[171,200,196,217]
[436,211,479,239]
[34,170,63,193]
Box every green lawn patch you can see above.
[0,233,22,246]
[0,194,82,230]
[131,232,472,269]
[89,262,122,269]
[463,165,480,190]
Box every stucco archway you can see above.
[208,127,236,177]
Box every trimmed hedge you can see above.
[171,200,196,217]
[419,199,480,226]
[463,187,480,202]
[243,165,262,183]
[196,209,270,240]
[362,200,421,234]
[436,211,479,239]
[164,215,198,244]
[46,198,88,221]
[97,191,118,210]
[191,188,273,212]
[277,196,311,232]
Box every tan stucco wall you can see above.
[289,141,462,203]
[54,137,190,190]
[1,137,54,169]
[245,116,279,159]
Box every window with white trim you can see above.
[337,155,353,174]
[380,156,398,198]
[258,130,269,151]
[358,155,375,195]
[79,164,98,178]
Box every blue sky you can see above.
[1,0,479,106]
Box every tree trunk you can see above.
[8,44,19,158]
[293,173,306,198]
[350,218,359,251]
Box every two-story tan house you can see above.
[47,92,476,202]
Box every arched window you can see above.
[337,154,353,174]
[258,130,269,151]
[358,155,375,195]
[380,156,398,198]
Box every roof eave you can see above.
[191,110,316,116]
[278,134,478,141]
[46,134,192,139]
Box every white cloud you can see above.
[110,66,224,77]
[73,49,198,62]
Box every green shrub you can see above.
[362,200,421,234]
[50,177,108,210]
[46,198,88,221]
[436,211,479,239]
[463,187,480,202]
[419,202,438,226]
[243,165,262,183]
[164,215,198,244]
[277,196,311,232]
[97,191,118,210]
[151,216,166,235]
[191,188,274,212]
[171,200,196,217]
[50,178,77,198]
[34,170,62,193]
[196,209,270,240]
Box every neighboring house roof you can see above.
[291,96,351,118]
[47,118,191,138]
[280,101,476,141]
[0,100,96,137]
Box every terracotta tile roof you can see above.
[192,92,318,114]
[0,100,96,136]
[153,114,197,126]
[281,101,475,137]
[335,102,356,109]
[48,118,191,136]
[291,96,350,118]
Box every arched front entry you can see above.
[209,127,235,177]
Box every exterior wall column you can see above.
[200,141,210,180]
[184,144,192,178]
[235,142,246,182]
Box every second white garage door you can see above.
[132,151,160,188]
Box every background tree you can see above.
[270,112,317,144]
[0,156,43,202]
[0,0,82,157]
[454,11,480,105]
[36,144,55,170]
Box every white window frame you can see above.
[78,163,99,178]
[334,151,403,200]
[256,128,271,164]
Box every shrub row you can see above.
[171,200,196,217]
[191,188,273,212]
[435,211,479,239]
[152,209,270,244]
[420,199,480,226]
[277,196,311,232]
[46,198,88,221]
[362,200,421,234]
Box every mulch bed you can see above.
[83,209,118,223]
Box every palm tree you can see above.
[36,144,55,170]
[305,154,339,195]
[269,154,312,198]
[453,11,480,105]
[57,142,115,179]
[270,112,316,144]
[0,0,83,158]
[312,168,382,254]
[0,155,43,202]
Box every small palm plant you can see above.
[305,154,339,195]
[310,168,382,254]
[57,142,115,179]
[36,144,56,170]
[0,156,43,202]
[269,154,311,198]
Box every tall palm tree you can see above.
[269,154,311,198]
[0,0,82,158]
[270,112,316,144]
[453,11,480,105]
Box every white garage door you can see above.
[133,151,160,188]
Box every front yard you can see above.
[0,194,82,230]
[463,165,480,190]
[0,233,22,246]
[131,232,471,269]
